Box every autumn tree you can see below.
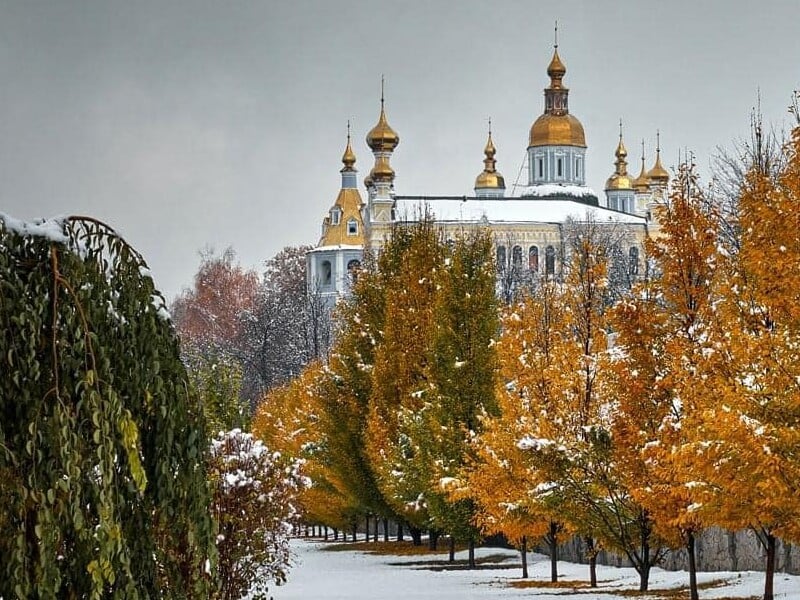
[689,121,800,600]
[366,218,444,540]
[415,230,499,566]
[0,215,214,598]
[463,280,571,580]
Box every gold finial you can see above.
[632,138,650,192]
[615,119,627,159]
[647,129,670,184]
[606,120,632,190]
[475,120,505,191]
[341,120,356,172]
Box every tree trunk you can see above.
[584,536,597,588]
[468,539,476,569]
[687,530,698,600]
[521,536,529,579]
[548,521,559,582]
[383,518,389,542]
[374,515,379,542]
[324,526,329,541]
[397,522,404,542]
[351,523,357,542]
[639,522,651,591]
[765,532,776,600]
[333,528,338,541]
[409,526,422,546]
[365,515,370,542]
[429,529,440,550]
[449,535,456,562]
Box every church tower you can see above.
[632,139,652,217]
[307,125,366,306]
[525,29,587,192]
[605,121,635,213]
[474,121,506,198]
[364,79,399,227]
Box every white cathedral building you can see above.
[307,42,671,303]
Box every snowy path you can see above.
[272,538,800,600]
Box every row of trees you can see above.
[256,116,800,600]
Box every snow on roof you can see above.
[393,197,646,225]
[308,244,363,253]
[519,183,598,199]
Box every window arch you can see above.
[545,245,556,277]
[629,247,639,276]
[347,219,358,236]
[496,245,507,271]
[330,208,341,225]
[347,259,361,285]
[512,246,523,271]
[528,246,539,272]
[321,260,332,286]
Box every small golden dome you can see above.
[606,124,633,191]
[529,113,586,147]
[369,155,395,181]
[366,101,399,152]
[341,125,356,172]
[547,48,567,86]
[475,124,505,191]
[648,151,669,184]
[632,139,650,192]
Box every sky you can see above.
[1,1,798,300]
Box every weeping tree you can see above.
[0,215,215,598]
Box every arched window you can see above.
[496,246,507,271]
[557,158,563,177]
[347,259,361,285]
[629,247,639,276]
[528,246,539,272]
[330,208,341,225]
[321,260,332,286]
[538,158,543,179]
[347,219,358,236]
[512,246,523,271]
[545,246,556,277]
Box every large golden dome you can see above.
[529,113,586,148]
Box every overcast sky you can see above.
[1,1,798,299]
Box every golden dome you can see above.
[341,124,356,172]
[547,48,567,86]
[475,124,505,191]
[647,150,669,185]
[369,155,395,181]
[366,92,399,152]
[633,140,650,192]
[529,113,586,147]
[606,125,633,190]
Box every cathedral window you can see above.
[330,208,341,225]
[538,159,543,179]
[321,260,332,286]
[557,158,563,178]
[496,246,506,271]
[629,247,639,276]
[512,246,523,271]
[347,219,358,235]
[529,246,539,272]
[545,246,556,277]
[347,259,361,285]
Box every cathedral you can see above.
[307,41,670,303]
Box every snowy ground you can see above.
[271,537,800,600]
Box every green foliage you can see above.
[187,352,250,435]
[0,215,214,598]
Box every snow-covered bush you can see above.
[209,429,308,600]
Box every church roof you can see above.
[393,197,647,225]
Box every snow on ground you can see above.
[271,537,800,600]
